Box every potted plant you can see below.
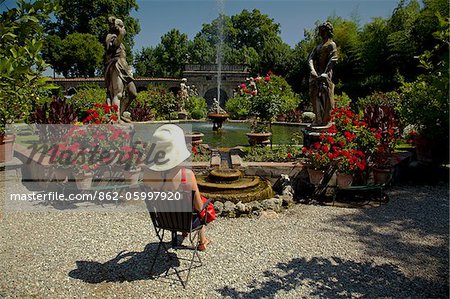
[0,1,57,162]
[120,143,144,186]
[302,142,333,185]
[359,91,402,184]
[398,18,449,164]
[47,104,131,185]
[334,149,367,189]
[302,103,379,187]
[246,119,272,146]
[234,74,298,145]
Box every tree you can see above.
[195,9,290,74]
[156,29,189,77]
[385,0,421,79]
[61,33,104,77]
[44,0,140,71]
[188,36,215,65]
[134,46,165,77]
[0,0,58,133]
[42,33,104,77]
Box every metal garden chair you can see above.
[143,186,212,288]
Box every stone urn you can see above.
[185,132,204,146]
[307,168,325,185]
[336,172,353,189]
[246,132,272,146]
[372,167,392,185]
[73,172,94,190]
[0,134,15,163]
[124,167,141,186]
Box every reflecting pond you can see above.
[133,121,305,148]
[190,121,304,148]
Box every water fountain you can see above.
[199,1,273,202]
[197,150,273,203]
[207,97,229,131]
[207,1,229,131]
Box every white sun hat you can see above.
[148,124,191,172]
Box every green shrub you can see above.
[225,96,251,119]
[398,17,449,141]
[185,96,207,119]
[190,109,204,120]
[69,86,105,120]
[129,85,177,120]
[335,92,352,108]
[358,91,400,109]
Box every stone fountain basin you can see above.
[197,175,260,189]
[198,179,273,203]
[197,167,274,203]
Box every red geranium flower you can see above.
[264,76,270,82]
[122,146,132,153]
[326,136,335,144]
[240,83,246,89]
[192,146,199,155]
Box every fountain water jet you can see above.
[207,0,229,131]
[200,0,273,203]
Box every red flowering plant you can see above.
[302,140,334,170]
[48,104,131,174]
[118,143,145,171]
[234,73,298,133]
[82,103,120,124]
[191,144,211,162]
[360,92,402,169]
[302,103,380,176]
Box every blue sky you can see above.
[2,0,401,53]
[132,0,400,52]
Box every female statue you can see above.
[105,17,137,122]
[308,22,338,126]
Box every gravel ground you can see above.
[0,170,448,298]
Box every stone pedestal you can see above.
[178,111,188,120]
[302,124,333,148]
[208,113,229,131]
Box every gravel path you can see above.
[1,170,448,298]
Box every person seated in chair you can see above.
[144,124,211,251]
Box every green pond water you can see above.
[190,121,303,148]
[133,121,304,148]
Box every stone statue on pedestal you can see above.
[105,16,137,122]
[210,97,226,114]
[308,22,338,126]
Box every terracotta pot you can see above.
[0,134,15,163]
[336,172,353,189]
[246,132,272,146]
[124,167,141,186]
[373,168,392,185]
[54,167,71,182]
[73,172,94,190]
[185,132,204,146]
[307,168,325,185]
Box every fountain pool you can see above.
[190,121,304,148]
